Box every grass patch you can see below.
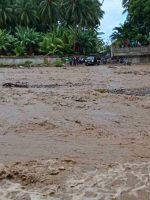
[24,60,33,67]
[53,59,64,67]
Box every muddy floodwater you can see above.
[0,64,150,199]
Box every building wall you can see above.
[111,46,150,64]
[126,56,150,64]
[0,56,58,66]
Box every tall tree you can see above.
[0,0,13,28]
[59,0,104,50]
[15,0,38,27]
[38,0,59,30]
[127,0,150,35]
[60,0,104,28]
[111,0,150,43]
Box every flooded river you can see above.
[0,64,150,199]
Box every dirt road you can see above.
[0,64,150,199]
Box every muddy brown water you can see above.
[3,83,150,96]
[0,64,150,199]
[110,87,150,96]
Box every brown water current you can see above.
[0,64,150,199]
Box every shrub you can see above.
[14,45,26,56]
[40,27,74,55]
[53,59,63,67]
[24,60,33,67]
[0,29,15,55]
[14,27,42,56]
[40,33,64,55]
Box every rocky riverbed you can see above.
[0,64,150,199]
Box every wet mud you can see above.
[0,64,150,199]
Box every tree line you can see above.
[0,0,104,31]
[111,0,150,46]
[0,0,104,56]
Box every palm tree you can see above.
[0,0,13,28]
[122,0,129,7]
[60,0,104,51]
[15,0,38,27]
[77,28,103,54]
[122,0,130,13]
[60,0,104,28]
[38,0,59,30]
[111,25,125,42]
[90,0,104,28]
[110,22,138,43]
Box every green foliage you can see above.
[24,60,33,67]
[0,0,104,55]
[60,0,104,29]
[77,29,103,54]
[14,45,25,56]
[127,0,150,35]
[14,27,42,55]
[0,0,104,31]
[111,0,150,44]
[40,27,74,55]
[40,33,64,55]
[53,59,63,67]
[40,27,103,55]
[0,29,14,55]
[39,0,58,28]
[0,0,13,29]
[15,0,38,27]
[0,26,104,56]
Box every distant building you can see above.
[111,45,150,64]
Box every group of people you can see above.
[69,57,78,66]
[62,56,85,66]
[119,40,150,48]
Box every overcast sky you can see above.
[100,0,127,42]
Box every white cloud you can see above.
[100,0,126,42]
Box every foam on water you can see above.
[66,162,150,200]
[0,180,51,200]
[0,162,150,200]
